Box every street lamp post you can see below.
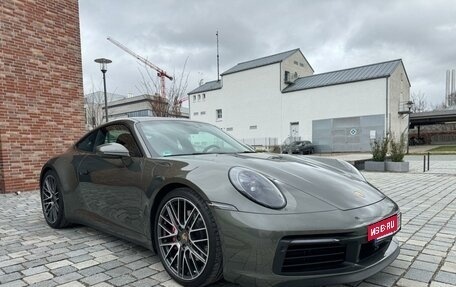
[406,100,414,154]
[94,58,112,123]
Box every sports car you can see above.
[40,118,400,287]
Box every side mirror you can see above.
[96,143,130,158]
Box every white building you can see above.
[188,49,411,152]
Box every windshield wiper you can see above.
[164,152,229,157]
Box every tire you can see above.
[40,170,70,229]
[154,188,223,287]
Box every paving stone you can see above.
[23,271,54,285]
[98,260,124,271]
[410,260,439,272]
[430,281,456,287]
[125,259,149,270]
[80,273,111,285]
[416,253,443,264]
[130,277,160,286]
[50,265,78,276]
[72,259,99,270]
[151,271,171,282]
[396,278,428,287]
[105,266,132,277]
[434,271,456,285]
[161,279,184,287]
[404,268,434,283]
[45,259,73,269]
[131,266,158,279]
[2,264,25,274]
[58,282,86,287]
[0,272,22,284]
[21,266,48,277]
[365,272,398,286]
[78,265,105,277]
[441,261,456,273]
[108,274,136,286]
[53,272,84,284]
[0,279,27,287]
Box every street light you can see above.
[94,58,112,123]
[406,100,414,154]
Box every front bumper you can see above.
[213,198,400,287]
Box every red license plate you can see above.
[367,214,400,241]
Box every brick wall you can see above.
[0,0,84,193]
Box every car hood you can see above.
[174,152,384,211]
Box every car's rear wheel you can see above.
[155,188,223,287]
[40,170,70,228]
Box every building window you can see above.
[249,125,257,130]
[216,109,222,120]
[203,94,206,101]
[299,63,304,67]
[200,111,206,115]
[193,112,199,116]
[193,95,196,102]
[226,127,233,131]
[127,109,152,117]
[198,94,201,101]
[293,61,298,65]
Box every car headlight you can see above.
[228,167,286,209]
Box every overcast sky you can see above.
[79,0,456,106]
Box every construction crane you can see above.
[107,37,173,98]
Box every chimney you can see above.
[452,69,456,95]
[446,70,449,105]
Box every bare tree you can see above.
[432,101,448,111]
[411,91,429,113]
[137,57,190,117]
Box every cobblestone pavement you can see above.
[0,171,455,287]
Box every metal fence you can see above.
[240,137,279,149]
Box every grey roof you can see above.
[283,59,405,92]
[221,48,302,76]
[188,80,222,95]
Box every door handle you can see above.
[79,169,90,175]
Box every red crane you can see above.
[107,37,173,98]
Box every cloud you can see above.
[79,0,456,105]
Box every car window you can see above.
[139,120,251,157]
[96,124,142,157]
[75,130,98,152]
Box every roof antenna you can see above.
[216,30,220,81]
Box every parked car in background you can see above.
[282,140,315,154]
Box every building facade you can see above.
[188,49,411,152]
[0,0,84,193]
[106,94,189,121]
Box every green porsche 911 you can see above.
[40,118,400,287]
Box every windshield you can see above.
[138,120,253,157]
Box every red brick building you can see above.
[0,0,84,193]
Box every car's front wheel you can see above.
[40,170,70,228]
[155,188,223,287]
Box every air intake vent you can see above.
[280,241,346,273]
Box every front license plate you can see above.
[368,214,399,241]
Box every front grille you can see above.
[280,242,346,273]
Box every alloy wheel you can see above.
[157,197,209,280]
[42,175,60,224]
